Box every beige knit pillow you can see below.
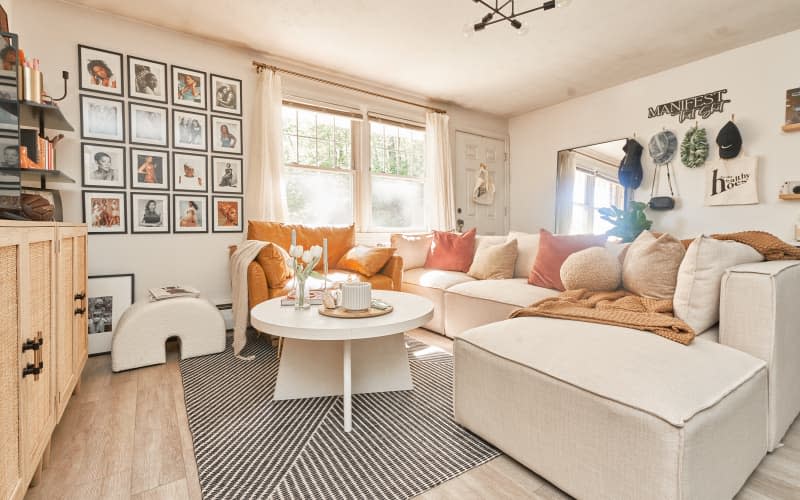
[622,231,686,299]
[560,247,621,292]
[467,239,518,280]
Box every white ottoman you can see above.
[111,297,226,372]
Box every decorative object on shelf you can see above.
[211,115,242,155]
[130,147,169,190]
[210,74,242,116]
[131,191,170,233]
[78,45,123,96]
[341,281,372,311]
[83,190,127,234]
[87,273,134,354]
[288,240,324,310]
[463,0,571,36]
[784,87,800,132]
[648,130,677,211]
[211,195,243,233]
[80,94,125,142]
[211,156,242,194]
[173,194,208,233]
[172,109,207,151]
[129,101,168,147]
[171,65,207,109]
[704,156,758,206]
[779,181,800,200]
[20,188,61,221]
[618,138,644,189]
[127,55,167,103]
[647,89,730,123]
[680,125,708,168]
[19,191,54,220]
[81,142,126,188]
[173,152,208,192]
[598,201,653,243]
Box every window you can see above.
[570,168,625,235]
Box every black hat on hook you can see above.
[716,120,742,159]
[618,138,644,189]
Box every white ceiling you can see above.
[63,0,800,117]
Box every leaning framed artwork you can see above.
[127,55,167,103]
[210,74,242,115]
[78,44,123,96]
[212,195,243,233]
[172,65,207,110]
[83,190,127,234]
[87,273,134,355]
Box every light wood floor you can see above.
[25,329,800,500]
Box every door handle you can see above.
[22,362,43,379]
[74,292,86,301]
[74,307,86,316]
[21,338,43,352]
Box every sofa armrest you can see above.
[719,260,800,450]
[247,260,270,310]
[379,255,404,291]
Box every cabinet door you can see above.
[55,231,76,418]
[72,232,88,380]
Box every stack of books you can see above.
[20,130,56,170]
[149,285,200,301]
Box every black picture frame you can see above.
[130,191,170,234]
[80,94,125,143]
[173,194,208,233]
[172,152,208,193]
[87,273,134,355]
[81,142,126,189]
[78,44,124,96]
[210,74,242,116]
[210,115,242,155]
[172,109,207,151]
[211,156,243,194]
[211,195,244,233]
[129,147,170,191]
[171,65,207,110]
[82,190,127,234]
[127,55,168,103]
[128,101,168,148]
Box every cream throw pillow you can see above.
[390,233,433,270]
[622,231,686,299]
[560,247,621,291]
[507,231,540,278]
[468,239,518,280]
[673,236,763,333]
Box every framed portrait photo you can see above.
[81,143,125,189]
[173,194,208,233]
[129,102,168,147]
[171,65,206,109]
[0,134,18,168]
[210,74,242,115]
[211,156,243,194]
[127,55,167,103]
[87,274,134,354]
[211,115,242,155]
[212,196,243,233]
[173,109,207,151]
[83,190,127,234]
[80,95,125,143]
[130,148,169,190]
[173,152,207,192]
[78,45,123,96]
[131,191,170,234]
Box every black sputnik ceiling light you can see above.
[464,0,572,36]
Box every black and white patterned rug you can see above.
[179,335,500,499]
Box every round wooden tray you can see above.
[318,305,394,319]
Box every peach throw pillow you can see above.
[336,245,396,277]
[256,242,294,289]
[424,228,477,272]
[528,229,607,291]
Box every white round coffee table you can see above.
[250,290,433,432]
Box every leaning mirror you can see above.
[554,138,630,235]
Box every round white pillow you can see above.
[560,246,621,292]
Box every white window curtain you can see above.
[424,111,455,231]
[246,69,287,222]
[555,150,576,233]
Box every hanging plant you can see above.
[680,126,708,168]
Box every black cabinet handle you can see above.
[22,362,43,378]
[74,307,85,316]
[21,338,42,352]
[74,292,86,301]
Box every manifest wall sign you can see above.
[648,89,730,123]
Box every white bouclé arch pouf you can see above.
[111,297,226,372]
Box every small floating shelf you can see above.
[782,123,800,133]
[778,193,800,201]
[0,167,75,189]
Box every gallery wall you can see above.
[509,29,800,240]
[14,0,508,302]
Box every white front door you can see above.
[454,131,508,235]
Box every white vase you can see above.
[341,282,371,311]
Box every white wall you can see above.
[15,0,507,302]
[509,29,800,241]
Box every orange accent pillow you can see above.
[424,228,477,272]
[336,245,396,277]
[528,229,607,290]
[256,243,294,289]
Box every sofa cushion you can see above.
[529,229,607,291]
[403,268,475,290]
[248,221,355,271]
[560,247,621,292]
[447,278,558,308]
[255,242,293,288]
[468,238,518,280]
[425,228,476,272]
[622,230,685,299]
[507,231,540,279]
[336,245,396,277]
[390,232,433,270]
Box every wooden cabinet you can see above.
[0,222,88,500]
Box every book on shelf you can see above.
[20,129,56,170]
[149,285,200,301]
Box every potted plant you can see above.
[598,201,653,243]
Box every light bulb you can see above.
[516,21,530,36]
[462,22,475,38]
[556,0,572,7]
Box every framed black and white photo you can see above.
[130,148,169,190]
[0,135,18,168]
[173,152,207,192]
[83,190,127,234]
[87,274,134,354]
[212,196,243,233]
[127,55,167,103]
[78,45,123,96]
[131,192,169,233]
[210,74,242,115]
[211,156,243,194]
[129,102,168,147]
[80,95,125,143]
[82,143,125,188]
[174,194,208,233]
[173,109,207,151]
[211,115,242,154]
[171,65,206,109]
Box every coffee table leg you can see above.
[343,339,352,432]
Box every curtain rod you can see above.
[252,61,447,114]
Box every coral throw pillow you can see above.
[528,229,607,290]
[336,245,396,277]
[424,228,477,272]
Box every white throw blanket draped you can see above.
[425,111,456,231]
[230,240,267,359]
